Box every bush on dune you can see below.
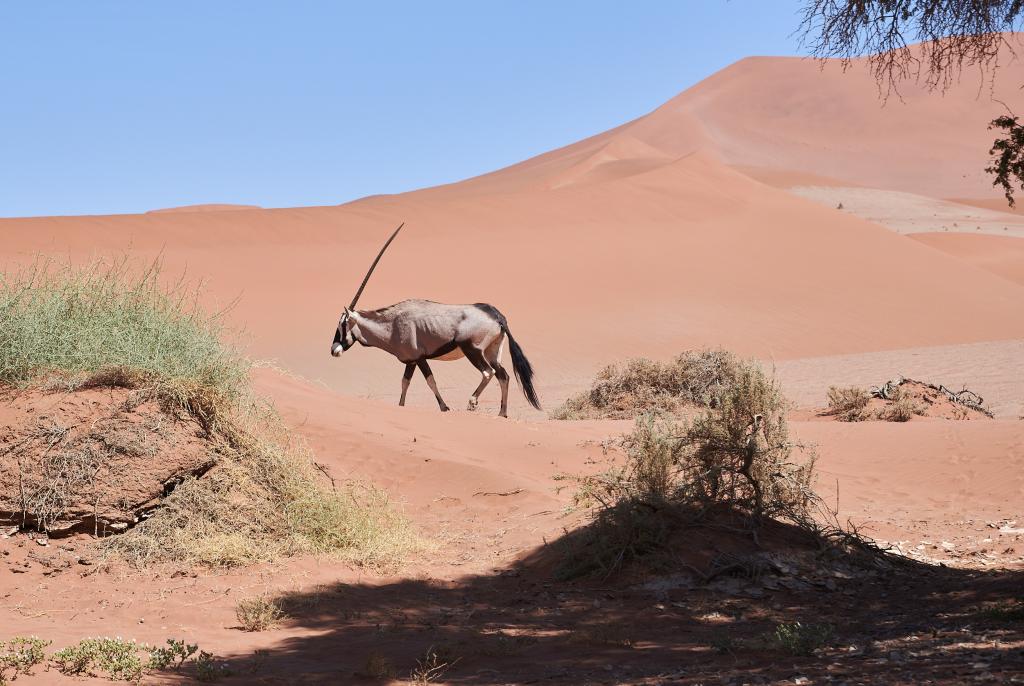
[825,385,871,422]
[0,257,417,568]
[559,356,822,578]
[552,349,743,420]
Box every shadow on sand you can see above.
[189,514,1024,685]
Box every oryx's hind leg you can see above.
[460,344,494,411]
[484,336,510,418]
[398,363,415,407]
[416,359,450,412]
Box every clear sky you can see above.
[0,2,807,217]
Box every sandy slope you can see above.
[909,232,1024,286]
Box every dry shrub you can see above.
[552,349,742,419]
[878,387,925,422]
[826,377,986,422]
[101,396,420,569]
[560,357,818,578]
[235,596,285,632]
[409,645,459,685]
[825,386,871,422]
[363,652,396,679]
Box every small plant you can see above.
[767,622,834,656]
[195,650,231,682]
[364,651,396,679]
[981,599,1024,621]
[146,638,198,671]
[571,623,634,648]
[409,645,460,685]
[0,636,51,682]
[235,595,286,632]
[826,385,871,421]
[709,633,741,655]
[477,632,538,657]
[879,388,924,422]
[52,637,144,681]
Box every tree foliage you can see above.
[987,114,1024,205]
[798,1,1024,204]
[799,1,1024,93]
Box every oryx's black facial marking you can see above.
[331,313,357,356]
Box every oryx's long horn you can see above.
[349,222,405,310]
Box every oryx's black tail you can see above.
[507,331,541,410]
[474,303,541,410]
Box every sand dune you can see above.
[4,96,1024,407]
[146,203,262,214]
[910,231,1024,285]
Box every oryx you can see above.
[331,224,541,418]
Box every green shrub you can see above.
[52,637,144,681]
[766,622,834,656]
[552,349,742,419]
[0,636,50,682]
[0,257,247,423]
[146,638,198,671]
[195,650,231,682]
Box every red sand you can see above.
[910,231,1024,285]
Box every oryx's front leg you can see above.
[398,363,415,407]
[416,359,450,412]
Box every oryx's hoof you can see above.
[440,405,450,412]
[467,398,479,411]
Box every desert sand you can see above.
[2,49,1023,684]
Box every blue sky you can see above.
[0,2,806,217]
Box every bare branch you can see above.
[798,1,1024,96]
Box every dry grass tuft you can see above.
[878,387,925,422]
[235,596,286,632]
[100,395,420,569]
[825,386,871,422]
[363,651,396,679]
[409,645,460,685]
[552,349,742,419]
